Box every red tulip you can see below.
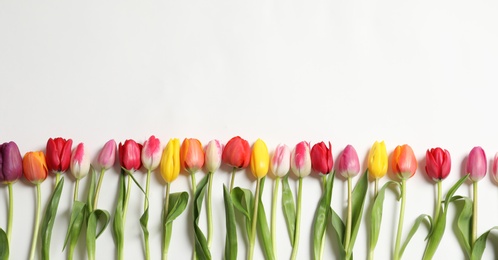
[23,151,48,184]
[0,141,23,184]
[425,148,451,181]
[310,142,333,175]
[222,136,250,169]
[391,144,418,179]
[119,140,142,172]
[46,137,73,173]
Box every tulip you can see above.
[492,153,498,184]
[391,144,418,180]
[310,142,333,175]
[46,137,73,184]
[204,139,223,248]
[23,151,48,260]
[337,145,360,178]
[250,139,269,180]
[425,148,451,182]
[0,142,22,244]
[367,141,388,180]
[98,139,117,171]
[142,135,162,171]
[119,139,142,172]
[223,136,251,191]
[466,146,487,246]
[70,143,90,180]
[160,139,181,184]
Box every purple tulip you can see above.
[0,141,23,184]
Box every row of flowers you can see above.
[0,136,496,260]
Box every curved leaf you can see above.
[347,171,368,258]
[41,177,65,260]
[257,177,274,260]
[63,201,87,251]
[165,192,189,224]
[87,209,111,260]
[313,172,335,259]
[86,166,97,212]
[231,187,254,237]
[112,173,126,258]
[223,185,237,260]
[282,175,296,246]
[452,195,473,258]
[400,214,432,257]
[0,228,8,260]
[471,226,498,260]
[194,175,211,260]
[330,208,346,259]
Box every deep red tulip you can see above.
[425,148,451,181]
[222,136,250,169]
[119,139,142,171]
[310,142,333,175]
[46,137,73,173]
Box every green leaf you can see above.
[193,175,211,260]
[0,228,8,260]
[165,192,189,224]
[452,195,473,258]
[256,177,275,260]
[399,214,432,257]
[346,171,368,258]
[471,226,498,260]
[313,172,335,259]
[112,173,126,258]
[63,201,87,251]
[330,208,346,259]
[231,187,254,238]
[223,185,237,260]
[281,175,296,246]
[86,209,110,260]
[87,166,97,212]
[41,177,64,260]
[368,180,400,255]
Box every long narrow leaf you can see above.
[194,175,211,260]
[165,192,189,224]
[471,226,498,260]
[330,208,346,259]
[87,166,97,212]
[347,171,368,257]
[400,214,432,257]
[281,175,296,245]
[87,209,111,260]
[223,185,237,260]
[63,201,87,250]
[313,172,335,259]
[257,177,274,260]
[231,187,254,238]
[41,177,64,260]
[112,173,126,258]
[0,228,8,260]
[452,196,473,258]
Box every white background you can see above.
[1,0,498,259]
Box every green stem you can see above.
[369,249,374,260]
[374,178,379,197]
[271,177,280,258]
[93,169,106,210]
[7,183,13,242]
[344,177,353,254]
[55,172,61,187]
[207,172,214,248]
[434,181,442,224]
[230,168,236,192]
[290,178,303,260]
[393,179,407,260]
[123,173,132,227]
[162,183,171,260]
[29,184,42,260]
[74,179,80,202]
[191,172,197,260]
[145,170,151,260]
[472,181,478,246]
[248,178,261,260]
[319,175,327,260]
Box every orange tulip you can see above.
[391,144,418,179]
[180,138,204,174]
[23,151,48,184]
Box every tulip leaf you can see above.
[223,185,238,260]
[86,166,97,212]
[471,226,498,260]
[112,173,126,259]
[330,207,346,259]
[86,209,111,260]
[0,228,8,260]
[256,177,275,260]
[231,187,254,238]
[423,174,468,260]
[41,176,64,260]
[346,171,368,258]
[368,180,400,256]
[63,200,87,252]
[126,173,151,260]
[193,175,211,260]
[399,214,432,257]
[312,172,335,259]
[281,175,296,246]
[451,195,473,258]
[165,192,189,224]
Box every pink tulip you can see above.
[70,143,90,180]
[492,153,498,183]
[291,141,311,178]
[142,135,161,171]
[98,139,117,170]
[467,146,487,182]
[270,144,291,178]
[337,145,360,178]
[204,140,223,173]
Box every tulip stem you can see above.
[344,177,353,254]
[271,176,280,258]
[393,179,407,260]
[207,172,214,248]
[162,183,171,260]
[290,177,303,260]
[29,184,42,260]
[434,181,442,223]
[74,179,80,202]
[191,172,197,260]
[93,169,106,210]
[123,173,132,226]
[248,178,261,260]
[55,172,61,187]
[319,175,327,260]
[144,169,151,260]
[374,178,379,196]
[7,183,13,243]
[230,168,236,192]
[472,181,478,246]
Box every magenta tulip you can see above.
[98,139,117,170]
[467,146,486,182]
[337,145,360,178]
[0,142,23,184]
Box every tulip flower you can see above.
[222,136,250,191]
[310,142,333,176]
[290,141,311,260]
[367,141,388,195]
[93,139,116,209]
[269,144,290,258]
[425,147,451,222]
[204,139,223,248]
[180,138,204,193]
[466,146,486,245]
[46,137,73,184]
[119,139,142,172]
[392,144,417,260]
[492,153,498,184]
[23,151,48,260]
[70,143,90,200]
[0,142,22,244]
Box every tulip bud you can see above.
[98,139,117,170]
[70,143,90,180]
[250,139,269,179]
[310,142,333,175]
[466,146,486,182]
[180,138,204,174]
[270,144,291,178]
[204,140,223,173]
[160,138,181,183]
[0,142,23,184]
[142,135,161,171]
[425,148,451,181]
[391,144,418,180]
[46,137,73,173]
[337,145,360,178]
[23,151,48,184]
[291,141,311,178]
[222,136,251,169]
[119,139,142,172]
[492,153,498,183]
[368,141,388,179]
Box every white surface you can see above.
[1,0,498,259]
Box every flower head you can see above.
[204,140,223,173]
[180,138,204,174]
[46,137,73,173]
[310,142,333,175]
[119,139,142,172]
[222,136,251,169]
[250,139,269,179]
[291,141,311,178]
[23,151,48,184]
[98,139,116,170]
[391,144,417,180]
[160,138,180,183]
[492,153,498,183]
[270,144,291,178]
[466,146,486,182]
[0,141,23,184]
[70,143,90,180]
[142,135,161,171]
[425,148,451,181]
[368,141,388,179]
[337,145,360,178]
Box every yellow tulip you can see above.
[160,138,180,183]
[250,139,269,179]
[367,141,388,179]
